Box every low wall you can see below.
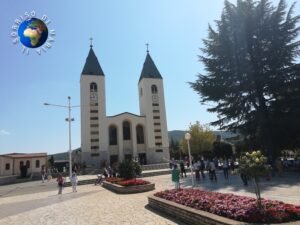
[103,181,155,194]
[148,194,300,225]
[0,175,18,185]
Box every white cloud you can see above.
[0,129,10,135]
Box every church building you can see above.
[80,44,170,167]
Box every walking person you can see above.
[223,159,229,180]
[70,172,78,192]
[179,161,186,178]
[47,167,52,181]
[172,164,180,189]
[209,159,217,181]
[57,174,64,194]
[200,159,206,179]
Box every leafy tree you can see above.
[190,0,300,161]
[48,155,54,167]
[169,138,181,159]
[239,151,271,208]
[181,121,216,158]
[213,141,233,159]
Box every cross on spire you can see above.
[90,37,93,48]
[146,43,149,53]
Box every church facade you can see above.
[80,45,170,167]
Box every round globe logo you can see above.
[18,18,48,48]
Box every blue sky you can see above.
[0,0,298,154]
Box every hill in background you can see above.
[49,130,239,159]
[168,130,239,143]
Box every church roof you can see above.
[139,53,162,82]
[107,112,145,118]
[81,46,104,76]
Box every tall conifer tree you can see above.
[190,0,300,160]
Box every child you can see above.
[172,164,180,189]
[70,172,78,192]
[57,174,64,194]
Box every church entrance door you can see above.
[138,153,147,165]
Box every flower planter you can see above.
[148,194,300,225]
[103,181,155,194]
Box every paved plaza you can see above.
[0,171,299,225]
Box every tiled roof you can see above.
[1,153,47,159]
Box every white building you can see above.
[80,44,170,167]
[0,153,47,176]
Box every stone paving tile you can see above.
[0,172,299,225]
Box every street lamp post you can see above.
[44,96,77,179]
[185,132,195,187]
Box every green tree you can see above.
[190,0,300,161]
[48,155,54,167]
[169,138,181,159]
[118,160,142,180]
[213,141,233,159]
[181,121,216,158]
[239,151,271,208]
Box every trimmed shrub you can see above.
[118,160,142,180]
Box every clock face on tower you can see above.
[152,95,159,103]
[90,92,97,101]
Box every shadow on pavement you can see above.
[178,171,300,194]
[0,190,100,218]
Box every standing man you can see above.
[223,159,229,180]
[209,159,217,181]
[179,160,186,178]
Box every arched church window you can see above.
[19,161,24,168]
[123,121,131,140]
[109,125,118,145]
[26,160,30,168]
[90,82,97,92]
[151,85,158,94]
[136,125,144,144]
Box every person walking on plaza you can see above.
[41,165,46,183]
[70,172,78,192]
[240,172,248,186]
[209,159,217,181]
[194,160,201,182]
[172,164,180,189]
[200,159,206,179]
[180,161,186,178]
[57,174,64,194]
[223,159,229,180]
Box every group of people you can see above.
[55,172,78,194]
[170,157,238,189]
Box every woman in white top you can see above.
[70,172,78,192]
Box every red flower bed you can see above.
[117,179,150,186]
[106,177,124,184]
[154,189,300,223]
[106,177,149,186]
